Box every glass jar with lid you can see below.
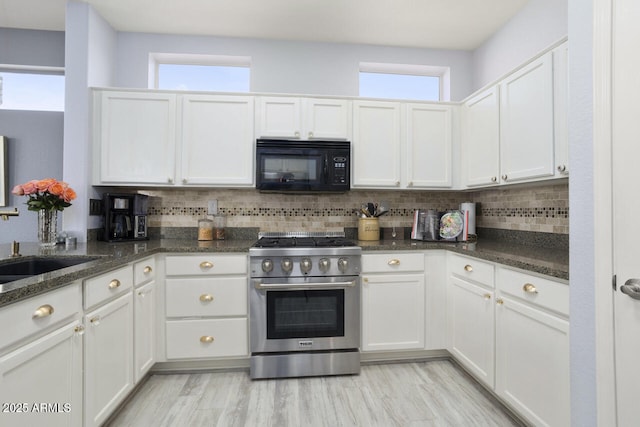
[198,218,214,241]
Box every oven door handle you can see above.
[254,280,357,290]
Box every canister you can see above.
[212,214,226,240]
[198,218,214,241]
[358,217,380,241]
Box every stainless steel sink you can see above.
[0,256,101,284]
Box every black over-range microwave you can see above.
[255,139,351,192]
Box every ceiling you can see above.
[0,0,529,50]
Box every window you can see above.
[150,53,251,92]
[0,67,65,111]
[359,62,450,102]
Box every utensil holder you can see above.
[358,218,380,241]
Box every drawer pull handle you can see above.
[464,264,473,272]
[388,259,401,266]
[200,261,214,269]
[199,294,214,303]
[143,266,153,274]
[32,304,54,319]
[523,283,538,294]
[90,316,101,326]
[483,293,491,300]
[108,279,121,289]
[200,336,214,344]
[496,299,504,305]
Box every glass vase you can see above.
[38,209,58,247]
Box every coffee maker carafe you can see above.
[102,193,148,242]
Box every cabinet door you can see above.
[500,52,555,183]
[257,97,302,138]
[97,91,177,185]
[134,281,155,384]
[352,100,401,188]
[0,321,83,427]
[361,273,425,351]
[463,87,500,187]
[179,94,254,185]
[553,42,569,177]
[495,295,569,427]
[447,276,495,387]
[405,103,452,188]
[304,98,350,140]
[84,293,134,427]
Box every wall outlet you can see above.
[207,200,218,215]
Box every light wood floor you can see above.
[107,360,524,427]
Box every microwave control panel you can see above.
[332,156,348,184]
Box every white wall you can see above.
[471,0,568,91]
[568,0,596,424]
[114,33,474,101]
[0,28,65,68]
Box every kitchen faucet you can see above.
[0,208,19,221]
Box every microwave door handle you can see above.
[324,155,329,184]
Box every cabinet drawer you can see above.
[165,277,247,317]
[497,267,569,316]
[134,256,156,287]
[0,282,82,352]
[165,318,248,359]
[362,253,424,273]
[84,265,133,309]
[165,255,247,276]
[449,253,494,287]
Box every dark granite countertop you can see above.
[0,237,568,308]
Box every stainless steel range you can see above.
[249,232,362,379]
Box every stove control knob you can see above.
[319,258,331,273]
[261,259,274,273]
[300,258,312,274]
[281,258,293,273]
[338,257,349,273]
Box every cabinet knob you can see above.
[143,265,153,274]
[74,325,85,335]
[408,181,413,187]
[294,131,300,138]
[395,181,400,186]
[388,259,401,266]
[557,164,568,173]
[483,293,491,300]
[200,336,215,344]
[308,131,314,138]
[108,279,121,289]
[182,178,187,184]
[137,289,150,297]
[363,277,369,283]
[496,299,504,305]
[199,261,214,269]
[32,304,54,319]
[464,264,473,272]
[501,174,508,181]
[90,316,101,326]
[523,283,538,294]
[199,294,214,303]
[491,176,498,183]
[168,177,173,184]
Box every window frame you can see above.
[359,62,451,102]
[0,64,65,112]
[148,53,252,92]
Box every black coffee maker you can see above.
[101,193,148,242]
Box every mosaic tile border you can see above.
[480,207,569,219]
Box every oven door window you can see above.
[266,289,344,339]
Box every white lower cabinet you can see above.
[0,320,83,427]
[133,281,155,383]
[361,253,425,351]
[447,253,570,427]
[448,275,495,387]
[84,292,134,427]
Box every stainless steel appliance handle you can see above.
[255,280,357,290]
[621,279,640,300]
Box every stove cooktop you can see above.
[251,232,357,249]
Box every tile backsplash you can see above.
[141,181,568,235]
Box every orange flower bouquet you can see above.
[12,178,77,212]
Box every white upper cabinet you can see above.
[256,96,350,140]
[499,51,555,183]
[178,94,254,186]
[462,86,501,187]
[95,91,177,185]
[352,100,402,188]
[553,42,569,176]
[404,103,453,188]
